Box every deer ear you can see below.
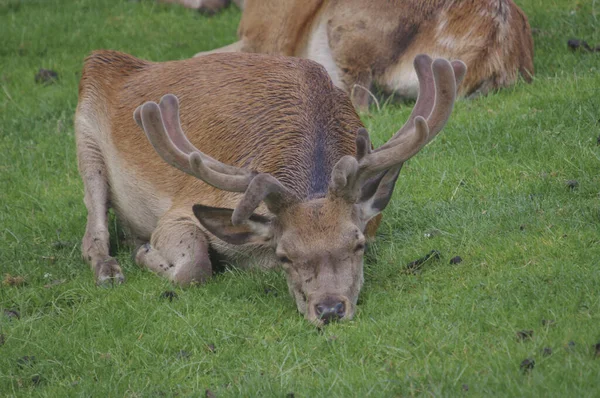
[356,165,403,222]
[192,204,273,245]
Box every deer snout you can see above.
[315,297,346,324]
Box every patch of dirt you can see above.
[3,274,26,287]
[520,358,534,374]
[206,343,216,353]
[31,374,42,386]
[160,291,178,302]
[516,330,534,342]
[405,250,441,273]
[542,319,556,327]
[462,384,469,392]
[3,309,20,320]
[565,180,579,190]
[205,389,216,398]
[34,69,58,85]
[567,38,600,52]
[449,256,463,265]
[542,347,552,356]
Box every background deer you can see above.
[76,50,465,325]
[194,0,533,110]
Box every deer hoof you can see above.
[95,257,125,287]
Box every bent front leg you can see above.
[135,211,213,286]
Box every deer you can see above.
[75,50,465,325]
[194,0,533,110]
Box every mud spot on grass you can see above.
[3,274,26,287]
[462,384,469,392]
[516,330,534,342]
[35,69,58,85]
[263,287,278,297]
[567,38,600,52]
[4,309,20,320]
[542,319,556,327]
[520,358,534,374]
[405,250,441,273]
[449,256,463,265]
[542,347,553,356]
[207,343,216,353]
[205,390,216,398]
[565,180,579,190]
[286,393,295,398]
[160,291,178,302]
[593,342,600,358]
[31,374,42,386]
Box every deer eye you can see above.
[278,255,292,264]
[354,243,365,253]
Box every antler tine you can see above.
[138,97,255,192]
[421,58,459,143]
[231,173,293,225]
[356,116,430,177]
[451,60,467,90]
[358,57,461,176]
[139,101,191,174]
[355,128,371,161]
[329,56,463,200]
[375,54,435,152]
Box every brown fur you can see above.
[76,50,381,323]
[196,0,534,108]
[76,50,461,325]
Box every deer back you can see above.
[79,50,362,207]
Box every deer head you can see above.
[135,55,466,326]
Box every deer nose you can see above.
[315,299,346,324]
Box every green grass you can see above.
[1,0,599,396]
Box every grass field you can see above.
[1,0,599,396]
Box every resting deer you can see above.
[194,0,533,110]
[76,50,465,325]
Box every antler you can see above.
[135,94,294,225]
[329,55,467,201]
